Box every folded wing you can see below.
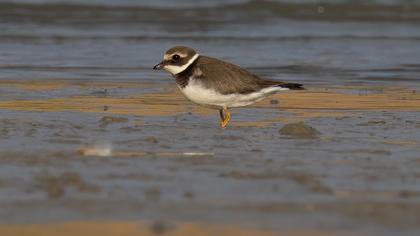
[196,56,303,95]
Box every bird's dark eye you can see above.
[172,54,180,61]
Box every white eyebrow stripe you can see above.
[164,53,199,75]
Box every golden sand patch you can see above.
[256,87,420,111]
[382,140,418,145]
[0,80,70,91]
[0,221,342,236]
[0,87,212,116]
[335,190,419,199]
[0,84,418,126]
[0,80,157,91]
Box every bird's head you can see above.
[153,46,199,75]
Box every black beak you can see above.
[153,61,164,70]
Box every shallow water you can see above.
[1,0,420,235]
[1,0,420,87]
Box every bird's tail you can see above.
[280,83,305,90]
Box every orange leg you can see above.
[219,108,231,128]
[219,109,225,121]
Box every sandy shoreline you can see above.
[0,220,345,236]
[0,80,418,126]
[2,1,420,234]
[0,80,419,236]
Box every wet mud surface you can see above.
[0,81,419,236]
[1,0,420,235]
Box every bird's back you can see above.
[195,56,294,95]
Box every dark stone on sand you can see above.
[35,172,101,200]
[279,122,320,139]
[144,187,161,202]
[183,191,195,199]
[357,120,386,126]
[145,136,158,144]
[270,99,279,105]
[150,220,174,235]
[99,116,129,128]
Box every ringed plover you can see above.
[153,46,303,128]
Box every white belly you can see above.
[179,79,288,109]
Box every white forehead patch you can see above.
[164,54,199,75]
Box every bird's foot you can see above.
[219,108,231,129]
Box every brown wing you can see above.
[196,56,288,95]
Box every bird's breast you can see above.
[178,77,286,109]
[179,78,223,107]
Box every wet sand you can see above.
[1,0,420,235]
[0,80,420,236]
[0,80,419,124]
[0,220,343,236]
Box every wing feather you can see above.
[196,56,288,95]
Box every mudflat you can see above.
[1,0,420,235]
[1,80,419,236]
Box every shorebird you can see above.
[153,46,303,128]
